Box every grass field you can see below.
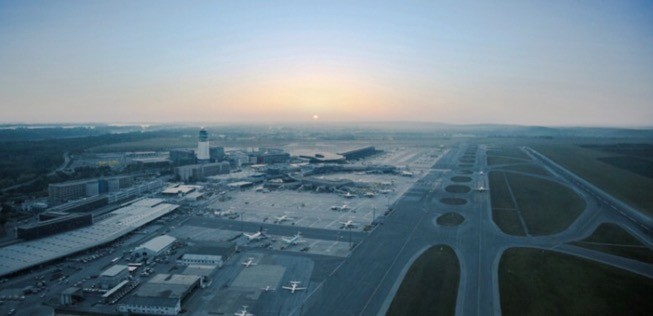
[534,144,653,216]
[489,171,585,235]
[450,176,472,183]
[570,223,653,264]
[492,209,527,236]
[440,197,467,205]
[487,156,530,166]
[489,172,515,209]
[387,245,460,316]
[487,148,530,160]
[495,164,551,176]
[597,156,653,179]
[437,212,465,226]
[508,172,585,235]
[499,248,653,316]
[445,185,471,193]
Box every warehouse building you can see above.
[134,235,176,258]
[117,274,200,316]
[176,243,235,267]
[99,264,129,289]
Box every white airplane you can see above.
[214,210,235,216]
[364,192,375,198]
[260,285,274,292]
[477,186,487,192]
[479,171,485,175]
[341,192,355,199]
[274,215,292,223]
[234,306,255,316]
[242,257,257,268]
[379,189,392,195]
[340,220,358,229]
[243,229,267,241]
[282,281,306,293]
[331,204,350,212]
[282,232,305,245]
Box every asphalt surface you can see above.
[302,144,653,316]
[185,217,367,243]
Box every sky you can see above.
[1,1,652,127]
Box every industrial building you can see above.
[117,274,200,316]
[175,161,230,182]
[16,213,93,240]
[176,243,235,267]
[99,265,129,289]
[134,235,176,258]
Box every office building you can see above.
[175,162,230,182]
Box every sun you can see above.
[312,114,319,120]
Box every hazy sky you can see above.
[1,1,652,126]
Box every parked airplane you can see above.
[331,204,350,212]
[282,232,305,245]
[243,229,267,241]
[260,285,274,292]
[341,192,355,199]
[340,220,358,229]
[282,281,306,293]
[477,186,487,192]
[401,171,414,177]
[364,192,375,198]
[234,306,255,316]
[274,214,292,223]
[214,210,236,217]
[242,257,257,268]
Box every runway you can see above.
[302,143,653,316]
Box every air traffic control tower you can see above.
[196,128,210,163]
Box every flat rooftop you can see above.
[136,235,176,253]
[101,264,128,277]
[132,273,200,299]
[162,185,199,195]
[0,198,178,277]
